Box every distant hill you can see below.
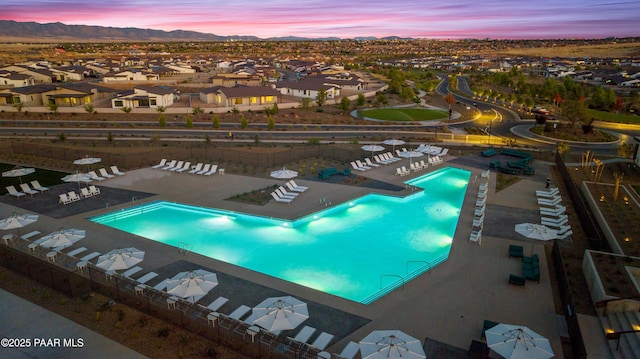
[0,20,260,41]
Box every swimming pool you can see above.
[90,167,470,303]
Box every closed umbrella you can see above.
[486,323,554,359]
[2,166,35,184]
[361,144,385,160]
[166,269,218,303]
[250,296,309,332]
[39,228,85,249]
[96,248,145,271]
[0,212,38,231]
[359,330,426,359]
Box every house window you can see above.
[13,97,20,103]
[265,96,274,102]
[234,98,242,105]
[114,100,123,107]
[216,95,222,104]
[150,98,157,106]
[250,97,257,104]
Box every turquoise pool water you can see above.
[90,167,470,303]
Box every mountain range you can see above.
[0,20,407,41]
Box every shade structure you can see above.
[73,156,101,166]
[96,247,145,271]
[383,139,405,152]
[250,296,309,332]
[166,269,218,302]
[398,150,424,166]
[361,144,385,160]
[359,330,426,359]
[39,228,85,249]
[2,167,35,184]
[270,167,298,180]
[485,324,554,359]
[515,223,557,241]
[0,213,39,231]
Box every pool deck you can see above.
[0,154,573,358]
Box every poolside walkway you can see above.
[0,154,588,358]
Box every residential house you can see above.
[212,73,263,87]
[0,84,57,106]
[199,86,281,107]
[50,65,93,81]
[276,77,340,99]
[0,65,55,83]
[111,85,176,109]
[42,82,115,107]
[0,71,35,88]
[102,69,160,83]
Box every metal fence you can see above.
[0,242,345,359]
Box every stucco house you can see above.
[0,71,35,88]
[102,69,160,83]
[0,84,57,106]
[199,86,281,106]
[275,78,340,99]
[111,85,176,109]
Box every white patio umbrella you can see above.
[61,171,92,192]
[73,155,101,166]
[39,228,85,249]
[398,150,424,167]
[383,139,405,152]
[0,212,39,231]
[359,330,426,359]
[270,167,298,183]
[2,166,35,184]
[166,269,218,302]
[96,247,145,271]
[515,223,558,241]
[486,323,554,359]
[361,144,385,160]
[250,295,309,332]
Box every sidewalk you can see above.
[0,289,148,359]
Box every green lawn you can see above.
[360,108,448,122]
[589,109,640,124]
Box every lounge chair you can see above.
[174,161,191,173]
[340,341,360,359]
[420,160,428,169]
[196,164,211,175]
[151,158,167,169]
[21,231,41,240]
[509,274,526,287]
[311,332,334,350]
[557,230,573,240]
[203,165,218,176]
[59,193,72,204]
[473,213,484,228]
[188,163,203,174]
[355,160,371,170]
[204,296,229,311]
[167,161,184,172]
[476,196,486,207]
[88,171,104,181]
[289,180,309,192]
[436,148,449,156]
[89,185,101,196]
[293,325,316,342]
[135,272,158,284]
[479,182,488,191]
[508,245,524,258]
[110,166,125,176]
[66,247,87,257]
[470,228,482,245]
[19,183,39,196]
[80,187,93,198]
[536,187,559,197]
[98,168,115,178]
[30,180,49,193]
[79,251,100,262]
[68,191,81,202]
[228,305,251,320]
[474,204,485,217]
[541,214,568,223]
[153,279,168,291]
[538,196,562,206]
[557,225,572,235]
[271,192,293,204]
[541,218,568,228]
[478,187,487,199]
[122,266,143,278]
[277,187,298,198]
[6,185,26,199]
[161,160,177,171]
[365,158,380,167]
[286,182,306,194]
[350,162,366,171]
[540,205,566,217]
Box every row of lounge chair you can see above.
[270,181,309,204]
[59,186,101,204]
[5,181,50,198]
[87,166,125,181]
[536,187,573,239]
[152,159,220,176]
[412,144,450,156]
[395,156,444,176]
[470,180,488,245]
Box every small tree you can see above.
[338,96,351,114]
[13,102,24,113]
[121,106,132,113]
[356,93,366,107]
[299,97,312,109]
[617,143,635,158]
[158,113,166,127]
[107,131,113,143]
[267,115,275,130]
[212,114,220,128]
[192,106,204,115]
[57,132,66,142]
[84,103,94,113]
[240,115,248,129]
[156,106,166,113]
[556,142,569,157]
[48,103,59,115]
[185,114,193,128]
[316,89,327,107]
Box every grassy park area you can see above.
[359,107,448,122]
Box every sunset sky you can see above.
[2,0,639,39]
